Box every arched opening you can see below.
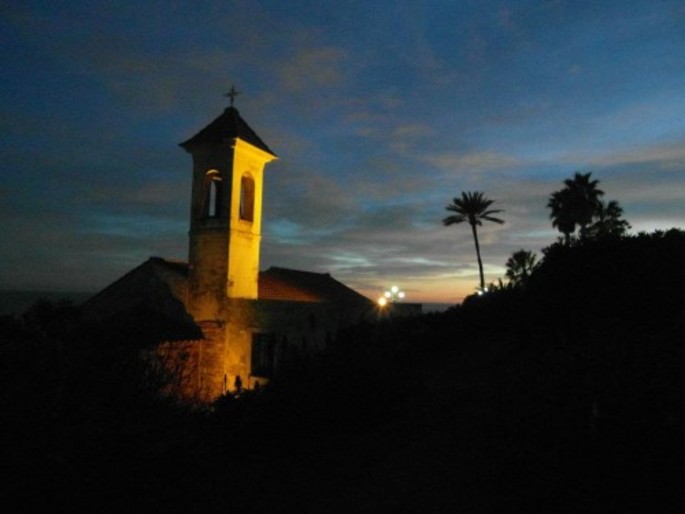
[205,170,222,218]
[239,174,255,222]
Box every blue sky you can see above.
[1,0,684,303]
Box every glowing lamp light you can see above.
[378,297,388,307]
[381,285,405,303]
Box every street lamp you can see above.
[378,285,405,306]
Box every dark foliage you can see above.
[547,172,631,245]
[2,232,683,512]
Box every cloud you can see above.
[426,151,522,173]
[265,167,358,230]
[0,206,186,292]
[278,47,349,92]
[584,140,685,170]
[3,0,684,305]
[262,194,514,303]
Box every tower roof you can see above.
[180,106,276,156]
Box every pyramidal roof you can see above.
[180,106,276,156]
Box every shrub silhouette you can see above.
[3,231,682,511]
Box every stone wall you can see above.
[154,298,375,403]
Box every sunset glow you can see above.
[1,1,684,304]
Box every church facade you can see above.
[84,100,374,402]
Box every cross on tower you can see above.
[225,85,241,107]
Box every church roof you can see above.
[83,258,371,337]
[81,257,201,343]
[179,106,276,156]
[127,260,370,306]
[258,267,371,306]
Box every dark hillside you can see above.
[1,231,683,512]
[528,229,685,332]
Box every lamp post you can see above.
[377,285,405,307]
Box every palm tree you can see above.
[443,191,504,292]
[565,172,604,232]
[583,199,631,239]
[548,172,604,243]
[547,189,577,244]
[505,249,538,286]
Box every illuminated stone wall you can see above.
[186,144,230,320]
[155,298,374,402]
[155,322,229,403]
[187,228,229,320]
[226,140,275,300]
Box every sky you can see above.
[1,0,684,305]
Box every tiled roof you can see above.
[258,267,371,305]
[150,259,371,306]
[83,257,188,306]
[149,256,189,277]
[179,106,276,156]
[87,256,369,311]
[81,257,201,342]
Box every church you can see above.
[83,93,375,402]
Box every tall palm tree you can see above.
[548,172,604,243]
[443,191,504,292]
[547,189,576,244]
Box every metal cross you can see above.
[225,85,241,107]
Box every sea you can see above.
[420,303,455,313]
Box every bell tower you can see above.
[180,89,277,320]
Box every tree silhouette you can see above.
[548,172,604,244]
[505,249,538,286]
[547,189,576,244]
[443,191,504,292]
[582,199,631,239]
